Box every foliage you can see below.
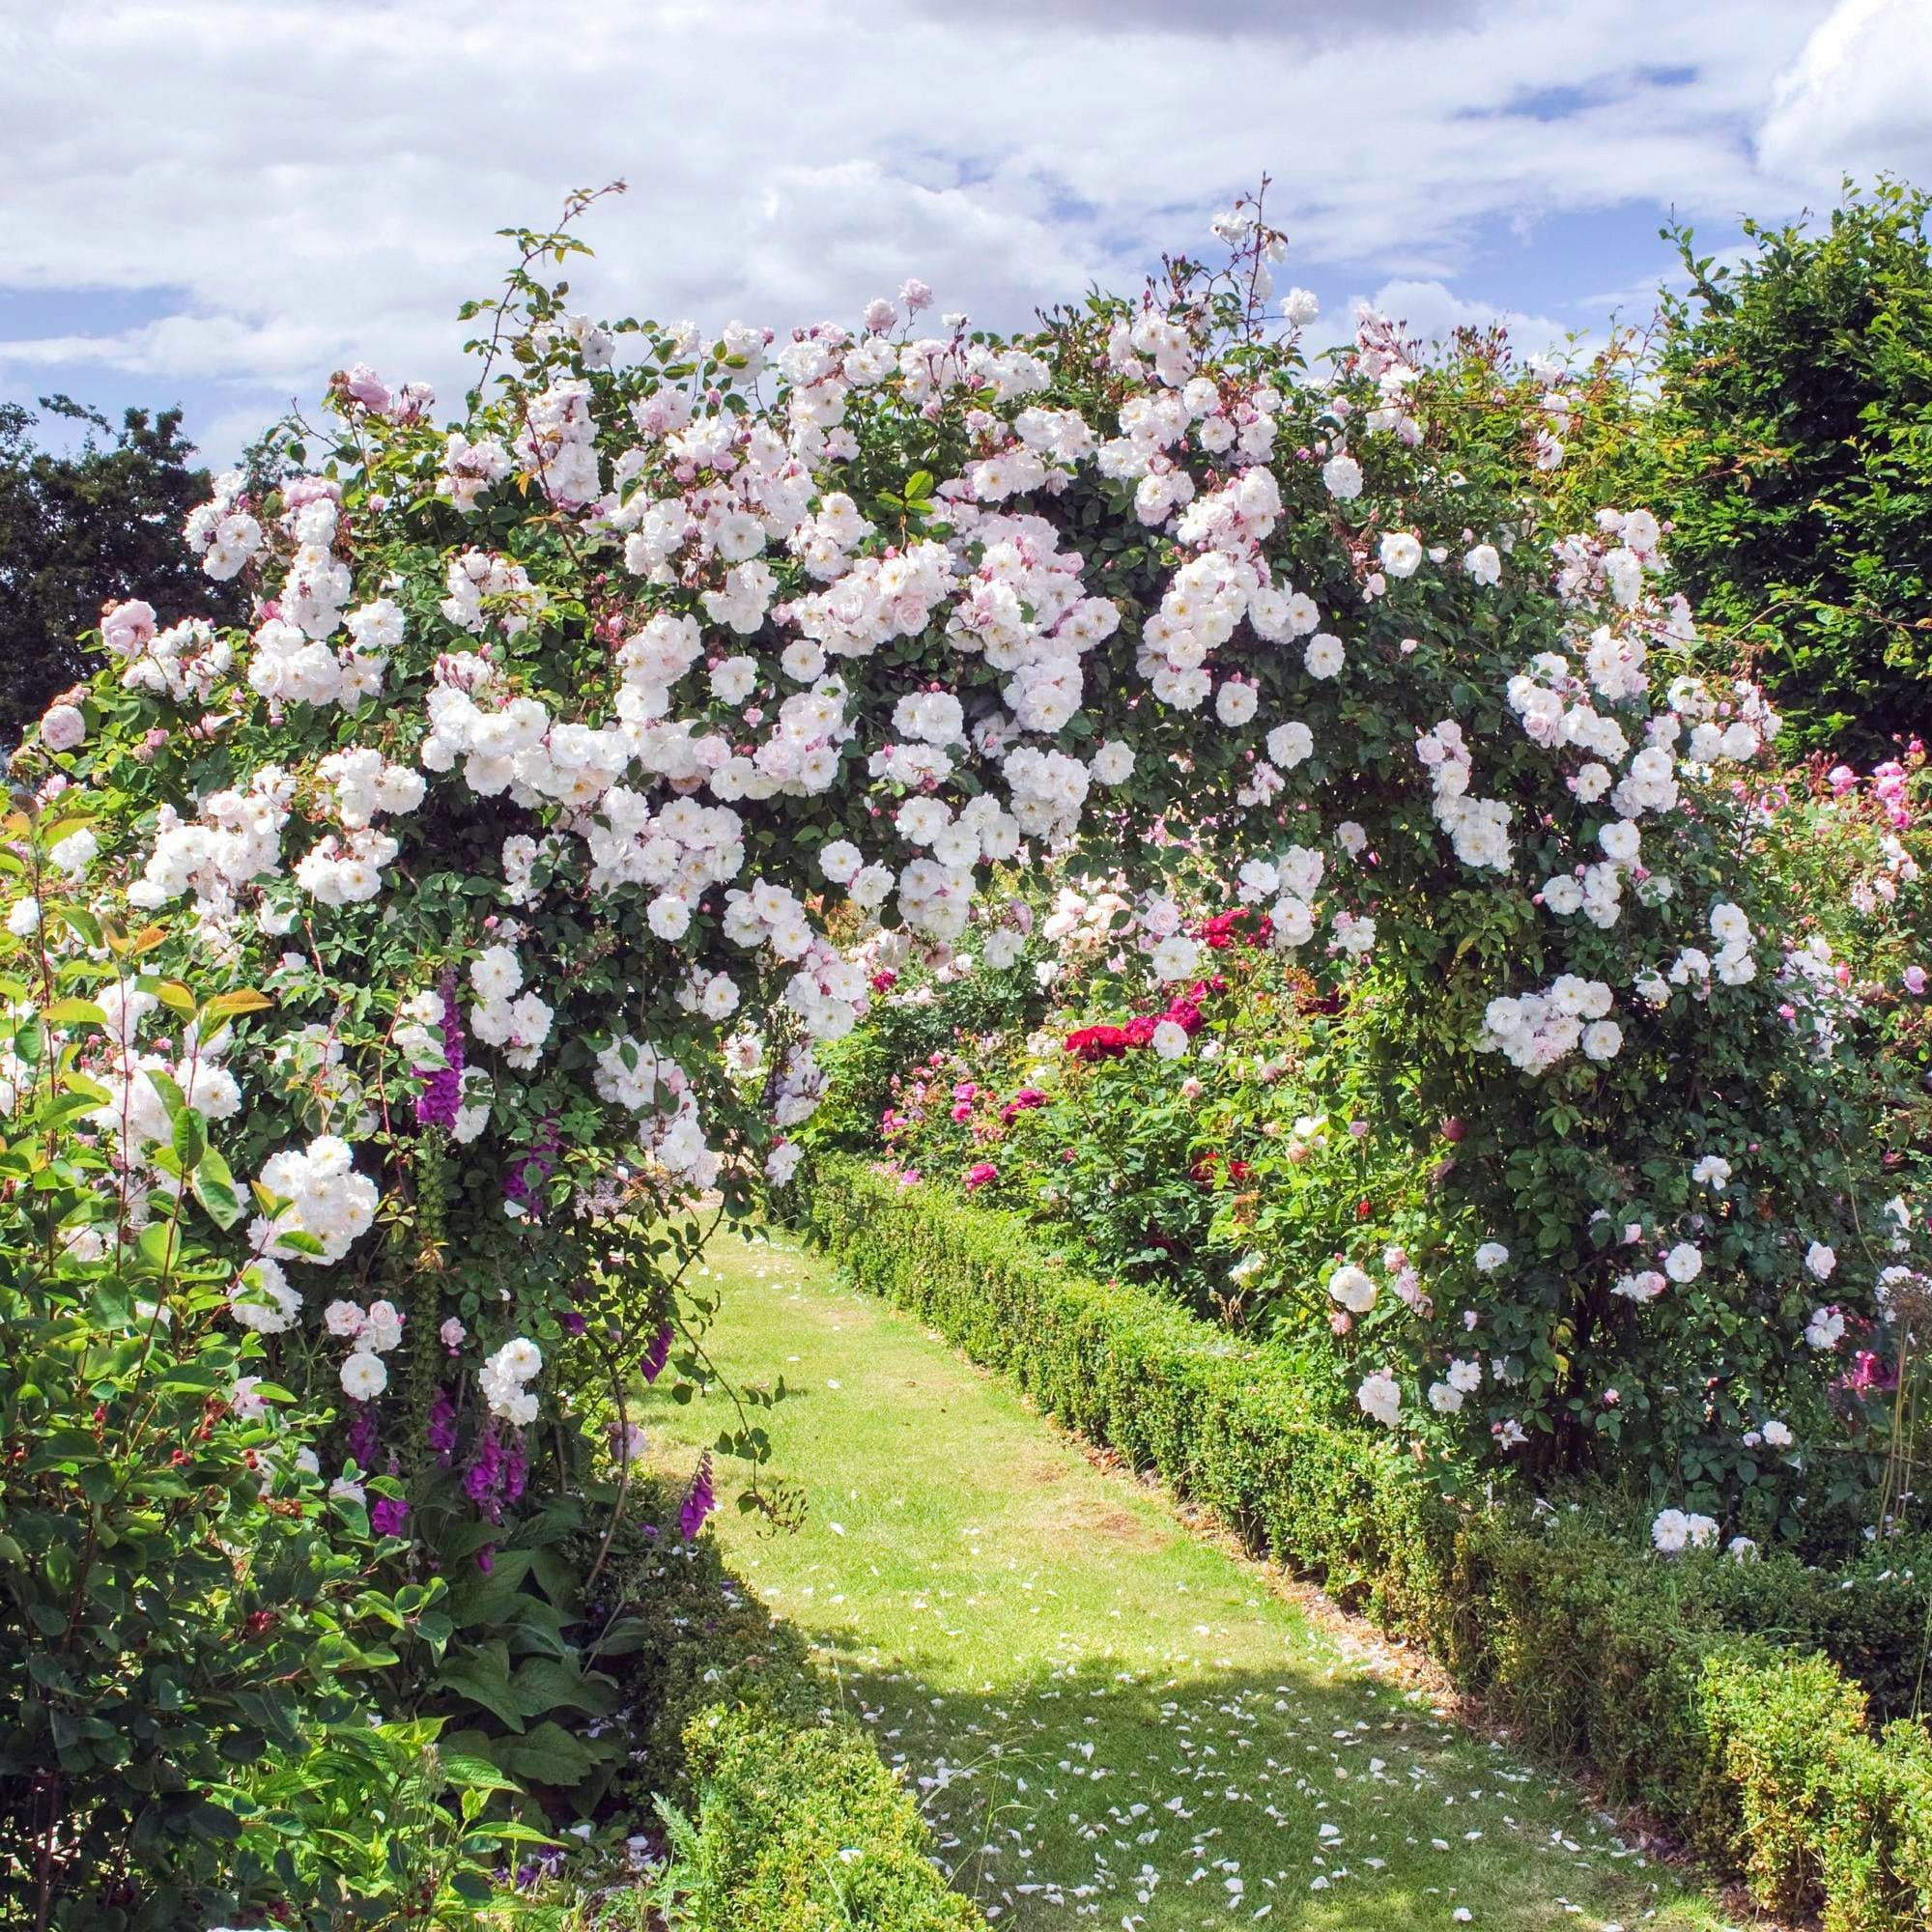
[580,1479,819,1812]
[817,784,1930,1510]
[5,178,1931,1909]
[651,1704,979,1932]
[0,804,405,1930]
[805,939,1055,1159]
[0,397,245,749]
[228,1718,557,1926]
[8,177,1911,1547]
[1578,181,1932,759]
[805,1152,1932,1928]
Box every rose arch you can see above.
[5,184,1910,1623]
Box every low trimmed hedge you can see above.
[804,1154,1932,1931]
[668,1705,980,1932]
[599,1480,981,1929]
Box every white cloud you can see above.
[1356,279,1583,360]
[0,0,1854,454]
[1757,0,1932,186]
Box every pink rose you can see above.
[342,362,392,411]
[40,704,85,753]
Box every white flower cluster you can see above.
[480,1336,543,1424]
[1257,844,1324,950]
[770,1044,828,1128]
[315,747,426,829]
[595,1035,684,1113]
[247,612,382,711]
[723,877,815,958]
[1650,1508,1719,1554]
[440,431,514,511]
[129,766,293,919]
[518,379,602,507]
[89,1013,243,1194]
[255,1134,379,1266]
[1479,975,1620,1070]
[1655,901,1758,1001]
[1428,1357,1484,1414]
[229,1255,301,1335]
[330,1295,406,1401]
[636,1090,720,1190]
[100,600,235,702]
[440,549,548,638]
[295,826,400,907]
[587,787,746,919]
[1414,721,1512,872]
[182,469,263,581]
[781,937,870,1043]
[469,946,554,1071]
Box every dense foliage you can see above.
[5,179,1932,1918]
[814,732,1931,1511]
[0,397,245,748]
[0,831,404,1927]
[1595,181,1932,758]
[806,1153,1932,1931]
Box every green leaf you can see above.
[491,1719,601,1788]
[506,1655,617,1720]
[435,1639,525,1732]
[153,980,197,1019]
[201,987,274,1022]
[171,1106,207,1175]
[146,1067,187,1124]
[43,998,105,1029]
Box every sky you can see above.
[3,0,1930,465]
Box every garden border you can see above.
[615,1475,983,1930]
[803,1154,1932,1930]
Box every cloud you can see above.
[1357,279,1583,359]
[1757,0,1932,187]
[0,0,1853,455]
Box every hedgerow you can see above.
[804,1153,1932,1928]
[598,1477,978,1932]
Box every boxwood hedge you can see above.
[603,1476,980,1930]
[803,1154,1932,1931]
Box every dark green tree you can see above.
[1642,180,1932,758]
[0,395,246,747]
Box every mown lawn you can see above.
[638,1229,1751,1932]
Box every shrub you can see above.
[4,177,1907,1576]
[658,1705,979,1932]
[1611,181,1932,758]
[0,807,401,1930]
[805,1153,1932,1928]
[225,1719,556,1926]
[571,1479,979,1931]
[817,881,1927,1521]
[580,1478,819,1809]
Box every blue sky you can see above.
[3,0,1928,465]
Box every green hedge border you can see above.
[611,1481,981,1930]
[803,1155,1932,1931]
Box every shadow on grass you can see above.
[792,1634,1724,1932]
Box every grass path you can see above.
[638,1229,1747,1932]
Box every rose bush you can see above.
[814,743,1930,1530]
[0,802,424,1928]
[4,181,1924,1746]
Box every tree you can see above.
[1637,180,1932,758]
[0,395,246,747]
